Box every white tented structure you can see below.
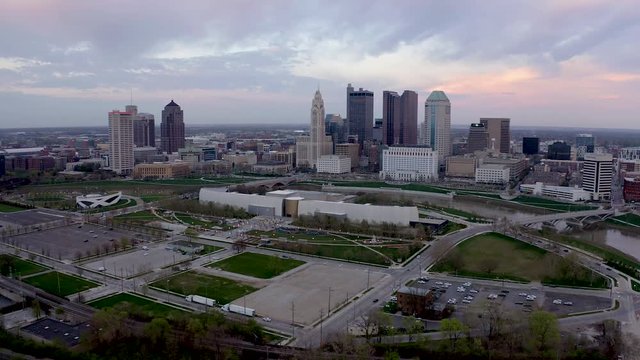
[76,192,122,209]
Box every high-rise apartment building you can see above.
[160,100,185,154]
[347,84,374,149]
[582,153,613,201]
[133,113,155,148]
[421,90,451,159]
[467,123,489,153]
[382,91,400,146]
[400,90,418,145]
[108,109,134,175]
[522,137,540,155]
[295,90,333,168]
[479,118,510,153]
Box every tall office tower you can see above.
[382,91,400,145]
[576,134,595,160]
[325,114,346,152]
[582,153,613,201]
[133,113,155,147]
[160,100,185,154]
[295,90,333,168]
[422,90,451,159]
[400,90,418,145]
[479,118,510,153]
[346,83,354,117]
[522,137,539,155]
[108,109,134,175]
[0,154,5,177]
[347,85,374,149]
[467,123,489,153]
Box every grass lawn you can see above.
[202,245,224,255]
[140,194,170,203]
[114,210,158,222]
[438,222,467,235]
[247,229,353,244]
[88,292,187,316]
[373,244,423,263]
[267,241,390,265]
[23,272,100,297]
[333,181,450,194]
[512,196,595,212]
[610,213,640,227]
[151,271,256,304]
[0,255,49,276]
[432,232,608,288]
[210,252,305,279]
[0,203,27,212]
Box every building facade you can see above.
[421,90,451,159]
[620,147,640,161]
[400,90,418,145]
[445,156,477,178]
[582,153,613,201]
[316,155,351,174]
[382,91,400,146]
[380,146,439,182]
[575,134,595,160]
[547,141,571,160]
[108,109,134,175]
[519,182,591,202]
[623,177,640,202]
[335,143,360,170]
[479,118,510,153]
[475,164,510,184]
[160,100,185,154]
[133,162,191,179]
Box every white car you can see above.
[519,292,527,297]
[464,295,474,300]
[526,295,535,301]
[552,299,563,305]
[417,280,427,284]
[462,299,471,304]
[447,298,457,304]
[444,282,452,287]
[463,282,472,287]
[469,289,479,294]
[262,317,272,322]
[435,281,444,285]
[487,294,498,299]
[390,296,398,302]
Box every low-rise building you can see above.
[133,162,191,179]
[380,146,438,182]
[623,177,640,202]
[76,192,122,209]
[519,182,591,202]
[396,286,435,318]
[475,164,510,184]
[168,240,204,255]
[317,155,350,174]
[335,143,360,170]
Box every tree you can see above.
[439,318,467,353]
[448,249,465,273]
[232,239,247,253]
[143,318,171,346]
[528,310,560,357]
[120,237,130,250]
[31,299,42,319]
[480,258,498,275]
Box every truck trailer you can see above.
[221,303,255,317]
[185,295,216,307]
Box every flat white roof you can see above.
[267,190,297,196]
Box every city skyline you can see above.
[1,1,639,128]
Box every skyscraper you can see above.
[422,90,451,159]
[479,118,510,153]
[467,123,489,153]
[382,91,400,146]
[133,113,155,147]
[295,90,332,168]
[399,90,418,145]
[547,141,571,160]
[160,100,185,154]
[347,85,374,148]
[582,153,613,201]
[108,109,134,175]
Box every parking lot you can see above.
[410,275,612,317]
[21,318,91,347]
[8,223,140,261]
[0,209,68,227]
[230,263,387,326]
[83,241,192,278]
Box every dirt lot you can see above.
[230,263,388,325]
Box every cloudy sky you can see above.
[1,0,639,128]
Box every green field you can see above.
[267,241,392,265]
[202,245,224,254]
[247,229,353,244]
[140,194,170,203]
[0,203,27,212]
[0,255,49,277]
[114,210,158,222]
[333,181,450,194]
[151,271,256,304]
[23,272,100,297]
[432,232,608,288]
[88,292,187,317]
[511,196,595,212]
[210,252,305,279]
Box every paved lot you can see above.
[9,223,139,261]
[411,276,611,318]
[83,241,192,277]
[230,263,387,325]
[21,318,91,347]
[0,209,67,227]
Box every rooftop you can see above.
[426,90,449,102]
